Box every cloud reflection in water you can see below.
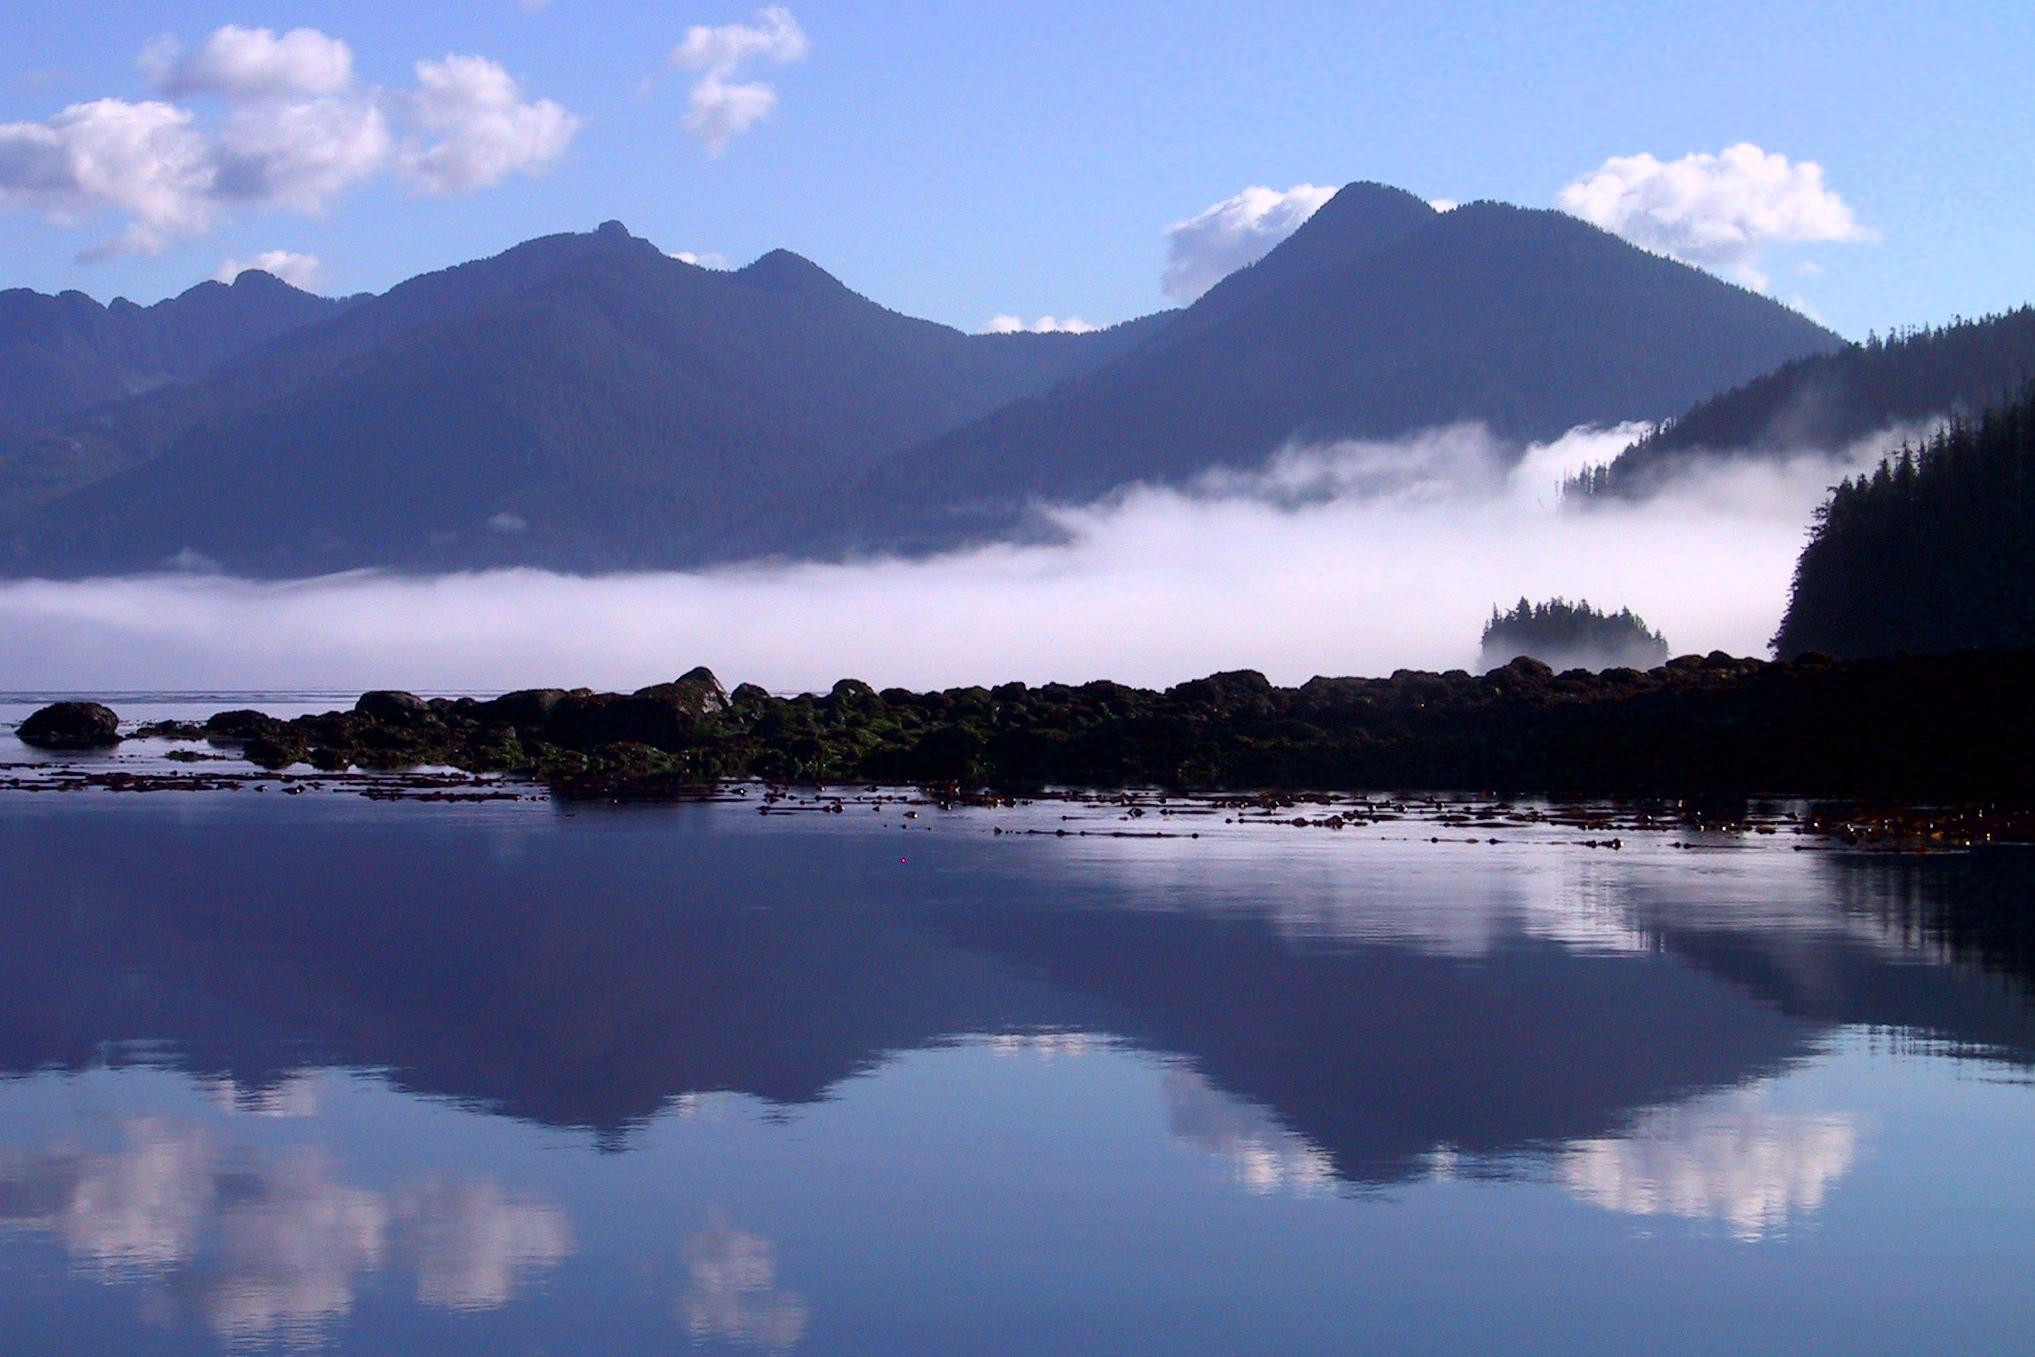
[680,1211,811,1353]
[0,1112,575,1346]
[1561,1085,1860,1240]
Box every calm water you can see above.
[2,703,2034,1354]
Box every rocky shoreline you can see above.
[13,649,2035,807]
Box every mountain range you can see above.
[845,186,1842,551]
[0,183,1847,578]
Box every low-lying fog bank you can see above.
[0,424,1885,693]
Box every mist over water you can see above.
[0,423,1887,693]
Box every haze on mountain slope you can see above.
[1573,307,2035,499]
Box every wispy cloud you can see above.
[667,7,808,154]
[1161,183,1335,302]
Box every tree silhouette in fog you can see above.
[1480,598,1670,672]
[1775,384,2035,659]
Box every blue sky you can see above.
[3,0,2031,340]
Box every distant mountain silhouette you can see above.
[0,187,1839,577]
[1574,307,2035,498]
[0,270,351,509]
[0,223,1167,575]
[841,184,1841,551]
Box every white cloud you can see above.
[1428,197,1458,213]
[674,6,809,71]
[1160,183,1336,302]
[1557,143,1867,291]
[398,55,579,194]
[0,28,577,257]
[669,7,807,153]
[0,98,219,255]
[683,73,779,152]
[212,94,392,211]
[147,25,356,100]
[672,249,731,269]
[983,314,1098,334]
[213,248,322,289]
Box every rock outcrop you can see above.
[96,650,2035,802]
[16,701,121,749]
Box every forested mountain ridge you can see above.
[0,223,1169,577]
[0,269,352,443]
[1573,307,2035,498]
[1774,383,2035,660]
[837,186,1842,554]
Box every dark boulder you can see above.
[478,688,573,728]
[243,734,306,769]
[826,678,879,708]
[205,709,280,740]
[356,690,430,723]
[634,666,730,717]
[1486,656,1556,690]
[546,692,701,751]
[730,683,772,706]
[1168,669,1275,715]
[17,701,121,749]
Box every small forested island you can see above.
[1480,598,1670,672]
[18,647,2035,801]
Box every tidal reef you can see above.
[43,650,2034,801]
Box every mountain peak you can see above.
[736,249,848,297]
[1183,180,1437,321]
[1279,180,1439,253]
[226,268,300,295]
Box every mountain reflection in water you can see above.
[0,791,2031,1354]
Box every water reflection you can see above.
[0,1118,217,1282]
[0,1114,573,1347]
[680,1212,810,1354]
[395,1176,574,1313]
[1163,1071,1335,1197]
[0,792,2031,1352]
[0,795,2029,1195]
[1560,1085,1860,1240]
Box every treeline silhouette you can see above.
[1774,383,2035,659]
[1569,307,2035,499]
[1480,598,1669,671]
